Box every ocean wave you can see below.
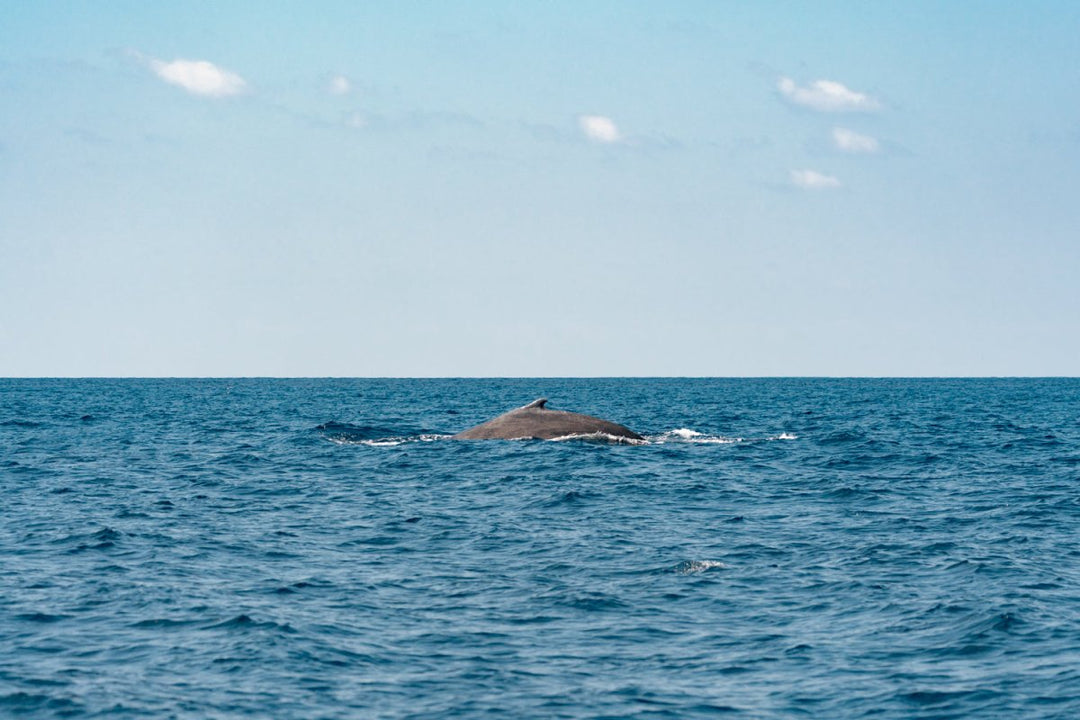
[205,614,298,634]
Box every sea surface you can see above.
[2,378,1078,719]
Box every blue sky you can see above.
[2,2,1078,376]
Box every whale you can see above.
[452,398,643,441]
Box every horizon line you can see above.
[3,375,1077,381]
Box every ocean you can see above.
[2,378,1078,718]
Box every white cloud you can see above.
[149,57,247,97]
[329,75,351,95]
[790,169,841,189]
[778,77,879,112]
[579,115,621,143]
[832,127,879,153]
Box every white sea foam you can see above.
[549,432,650,445]
[675,560,727,574]
[652,429,741,444]
[671,428,703,438]
[649,429,798,444]
[327,434,451,447]
[328,430,795,447]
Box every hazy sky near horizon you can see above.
[2,2,1078,376]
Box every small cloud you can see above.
[579,115,622,143]
[790,169,841,189]
[328,75,350,95]
[832,127,879,153]
[148,56,247,97]
[778,77,879,112]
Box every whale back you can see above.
[452,398,642,441]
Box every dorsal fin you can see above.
[523,398,548,409]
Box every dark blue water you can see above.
[2,378,1078,718]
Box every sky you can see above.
[1,1,1078,377]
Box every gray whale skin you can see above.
[452,398,643,441]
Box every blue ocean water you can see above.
[2,378,1078,719]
